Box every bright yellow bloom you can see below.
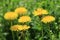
[41,16,55,23]
[41,9,48,14]
[33,8,42,16]
[10,25,30,31]
[18,25,30,31]
[10,25,23,31]
[4,12,18,20]
[18,16,31,23]
[15,7,27,15]
[23,25,30,30]
[33,8,48,16]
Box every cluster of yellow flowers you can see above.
[4,7,28,20]
[10,25,30,31]
[4,7,30,31]
[33,8,55,23]
[4,7,55,31]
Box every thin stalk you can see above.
[58,25,59,38]
[17,31,19,40]
[42,26,43,40]
[47,24,52,40]
[12,31,15,40]
[21,31,25,40]
[40,22,44,40]
[11,21,15,40]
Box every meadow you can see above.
[0,0,60,40]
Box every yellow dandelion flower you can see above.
[4,12,18,20]
[23,25,30,30]
[10,25,23,31]
[41,9,48,14]
[33,8,42,16]
[18,16,31,23]
[33,8,48,16]
[15,7,27,15]
[18,25,30,31]
[10,25,30,31]
[41,16,55,23]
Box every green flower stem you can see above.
[47,24,52,40]
[25,31,29,40]
[42,26,43,40]
[12,31,15,40]
[58,25,59,38]
[18,31,24,40]
[11,21,15,40]
[59,32,60,39]
[21,31,25,40]
[17,31,19,40]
